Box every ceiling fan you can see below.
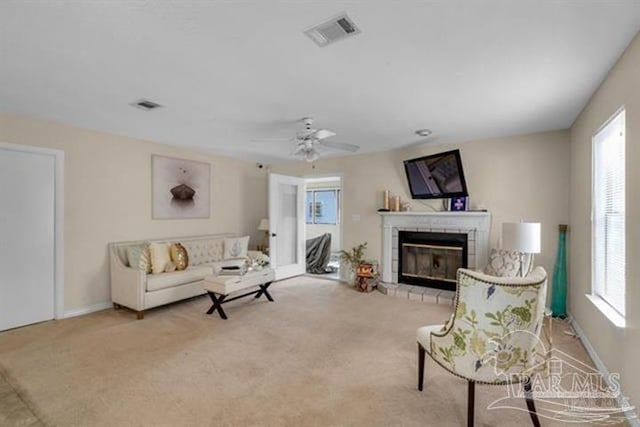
[255,117,360,162]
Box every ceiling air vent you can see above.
[131,99,163,111]
[304,13,361,47]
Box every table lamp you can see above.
[502,222,541,277]
[257,218,269,252]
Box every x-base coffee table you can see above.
[203,268,275,319]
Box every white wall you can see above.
[275,130,570,277]
[0,112,268,312]
[569,32,640,411]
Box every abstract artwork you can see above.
[152,155,210,219]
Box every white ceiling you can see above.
[2,1,640,163]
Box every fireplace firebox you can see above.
[398,231,468,291]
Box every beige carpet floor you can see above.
[0,277,628,426]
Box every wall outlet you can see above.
[351,214,361,221]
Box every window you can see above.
[592,108,625,318]
[305,189,340,224]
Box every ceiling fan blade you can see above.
[291,143,305,156]
[309,129,336,140]
[319,140,360,152]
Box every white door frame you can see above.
[0,142,65,319]
[302,173,344,255]
[269,173,306,280]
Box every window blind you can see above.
[593,109,625,316]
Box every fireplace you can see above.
[398,231,467,291]
[379,211,491,288]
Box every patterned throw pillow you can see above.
[139,244,152,273]
[484,248,521,277]
[170,243,189,271]
[164,261,177,273]
[223,236,250,259]
[149,242,172,274]
[126,244,152,273]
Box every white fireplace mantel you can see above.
[379,211,491,284]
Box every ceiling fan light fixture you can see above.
[303,150,319,162]
[415,129,432,137]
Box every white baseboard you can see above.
[63,301,112,319]
[568,313,639,426]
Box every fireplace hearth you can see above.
[399,231,467,291]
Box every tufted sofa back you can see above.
[181,238,225,266]
[111,234,234,268]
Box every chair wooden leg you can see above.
[524,379,541,427]
[418,343,425,391]
[468,381,475,427]
[136,311,144,320]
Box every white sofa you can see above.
[110,234,253,319]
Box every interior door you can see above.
[268,173,305,280]
[0,146,55,331]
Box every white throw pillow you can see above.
[484,248,521,277]
[149,242,172,274]
[224,236,250,259]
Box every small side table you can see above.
[355,262,378,292]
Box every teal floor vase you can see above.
[551,224,568,318]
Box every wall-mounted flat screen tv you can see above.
[403,149,468,199]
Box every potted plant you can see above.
[339,242,368,286]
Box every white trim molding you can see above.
[585,293,626,328]
[63,302,112,319]
[568,314,639,426]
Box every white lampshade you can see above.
[257,218,269,231]
[502,222,541,254]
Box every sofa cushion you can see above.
[149,242,172,274]
[139,245,152,273]
[181,239,224,266]
[126,245,143,268]
[146,265,214,292]
[126,244,152,273]
[170,243,189,270]
[224,236,250,259]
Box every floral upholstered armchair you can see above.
[417,267,548,427]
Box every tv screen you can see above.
[403,149,468,199]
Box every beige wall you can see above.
[274,130,570,279]
[569,32,640,410]
[0,112,268,312]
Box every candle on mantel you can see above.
[393,196,400,212]
[383,190,390,210]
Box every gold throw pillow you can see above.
[170,243,189,271]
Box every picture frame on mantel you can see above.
[152,155,211,219]
[449,196,468,212]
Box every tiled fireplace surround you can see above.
[378,211,491,304]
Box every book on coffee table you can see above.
[218,265,247,276]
